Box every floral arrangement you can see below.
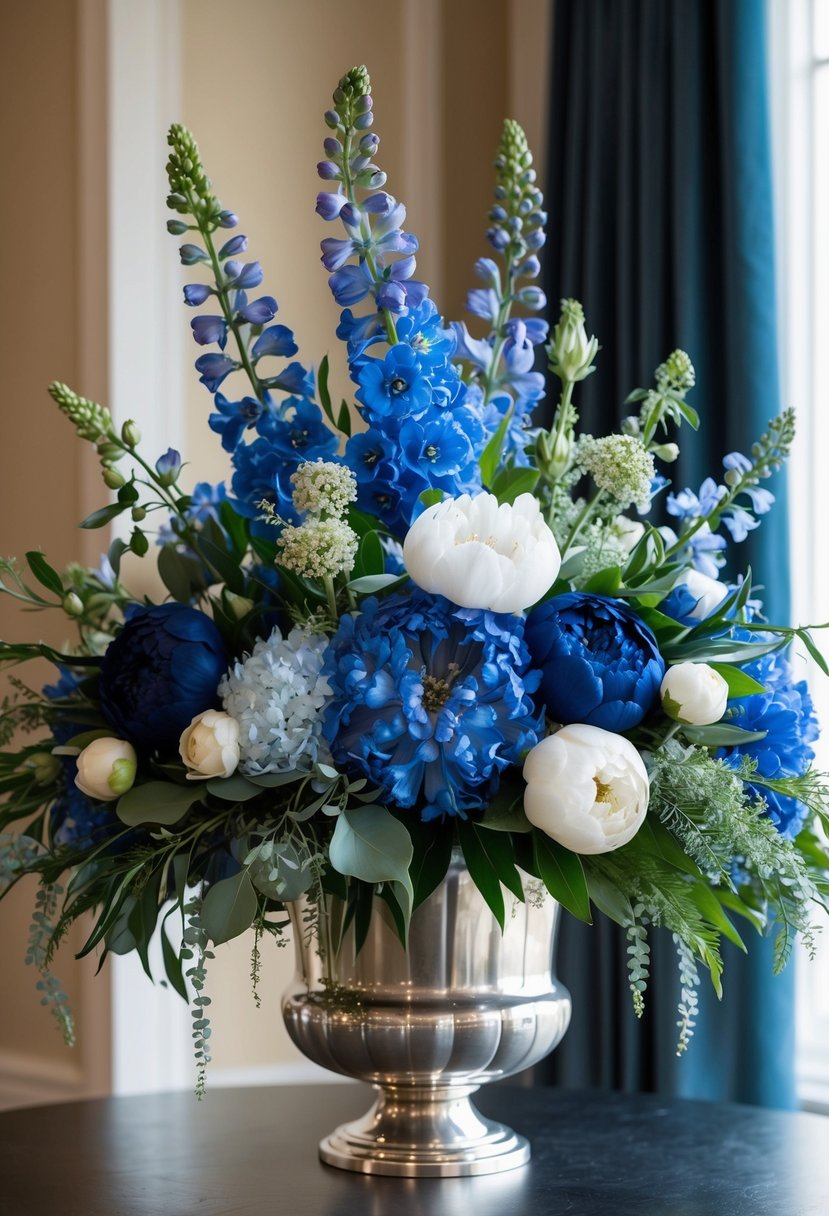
[2,66,829,1084]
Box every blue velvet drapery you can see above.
[539,0,795,1108]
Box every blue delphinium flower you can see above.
[98,604,227,753]
[322,589,542,820]
[525,592,665,731]
[166,123,335,530]
[316,69,482,533]
[451,121,549,473]
[666,451,776,575]
[719,646,819,839]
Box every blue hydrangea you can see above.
[322,589,542,820]
[719,646,819,839]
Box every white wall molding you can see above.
[106,0,193,1097]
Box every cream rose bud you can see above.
[402,491,561,613]
[179,710,241,781]
[674,568,728,621]
[523,724,649,854]
[660,662,729,726]
[75,738,137,801]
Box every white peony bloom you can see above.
[660,662,729,726]
[179,710,241,781]
[673,568,728,620]
[219,625,331,775]
[402,491,560,613]
[75,737,137,802]
[523,724,649,854]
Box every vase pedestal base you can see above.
[318,1084,530,1177]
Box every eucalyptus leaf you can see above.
[206,774,263,802]
[200,870,258,945]
[116,781,205,827]
[329,805,414,918]
[247,841,314,902]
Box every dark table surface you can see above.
[2,1082,828,1216]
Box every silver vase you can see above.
[282,857,571,1177]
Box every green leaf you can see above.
[116,781,205,827]
[205,774,263,802]
[680,723,768,747]
[418,489,444,509]
[479,407,513,486]
[798,628,829,677]
[108,538,128,578]
[218,500,250,559]
[585,869,634,927]
[317,354,334,425]
[462,822,525,903]
[329,805,414,922]
[583,566,622,596]
[489,466,539,506]
[247,841,315,902]
[532,832,592,923]
[478,798,533,833]
[708,663,766,698]
[63,728,115,750]
[347,573,408,595]
[457,820,505,929]
[196,536,245,595]
[337,400,352,437]
[160,906,189,1000]
[158,545,206,603]
[407,822,454,910]
[80,503,125,530]
[353,531,385,580]
[200,870,258,945]
[24,552,63,598]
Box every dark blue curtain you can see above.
[539,0,795,1108]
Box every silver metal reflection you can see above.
[282,857,571,1177]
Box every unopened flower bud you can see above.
[131,506,147,522]
[63,592,84,617]
[155,448,182,486]
[548,298,600,383]
[223,591,256,621]
[652,442,679,463]
[130,529,149,557]
[102,467,125,490]
[96,440,124,463]
[121,420,141,447]
[75,737,137,801]
[24,752,61,785]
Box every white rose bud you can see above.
[402,491,561,613]
[660,662,729,726]
[613,516,645,554]
[674,568,728,620]
[523,724,649,854]
[179,709,241,781]
[75,738,137,801]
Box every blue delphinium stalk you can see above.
[316,67,483,534]
[322,588,542,820]
[452,120,549,472]
[166,125,335,523]
[663,414,793,575]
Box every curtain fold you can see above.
[540,0,795,1108]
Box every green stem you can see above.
[561,491,605,557]
[323,575,338,621]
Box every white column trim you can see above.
[106,0,192,1097]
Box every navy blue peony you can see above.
[322,589,542,820]
[99,604,227,752]
[526,592,665,731]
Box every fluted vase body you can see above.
[282,858,571,1177]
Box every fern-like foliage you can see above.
[674,934,700,1055]
[25,881,75,1046]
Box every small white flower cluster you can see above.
[578,433,656,511]
[219,625,332,775]
[275,459,359,580]
[578,521,630,582]
[656,348,695,394]
[277,517,359,579]
[290,460,357,517]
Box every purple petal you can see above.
[251,325,298,359]
[237,296,277,325]
[316,191,346,221]
[183,283,212,307]
[190,315,229,347]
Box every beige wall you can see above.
[0,0,551,1094]
[0,0,111,1109]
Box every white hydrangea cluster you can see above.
[219,625,332,775]
[276,517,358,579]
[578,522,630,582]
[290,460,357,517]
[578,434,656,511]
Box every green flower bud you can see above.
[24,752,61,785]
[108,756,137,797]
[121,420,141,447]
[652,442,680,463]
[131,506,147,522]
[63,592,84,617]
[103,467,126,490]
[96,440,124,463]
[548,299,600,383]
[130,529,149,557]
[536,430,572,482]
[223,590,256,621]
